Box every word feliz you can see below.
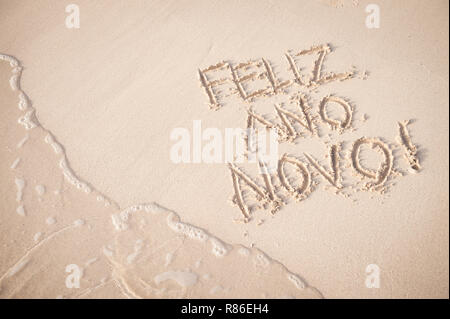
[198,44,354,110]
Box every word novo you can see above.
[181,303,215,317]
[228,120,420,222]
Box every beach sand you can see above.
[0,0,448,298]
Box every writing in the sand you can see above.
[198,44,353,110]
[198,44,422,223]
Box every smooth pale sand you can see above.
[0,0,448,298]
